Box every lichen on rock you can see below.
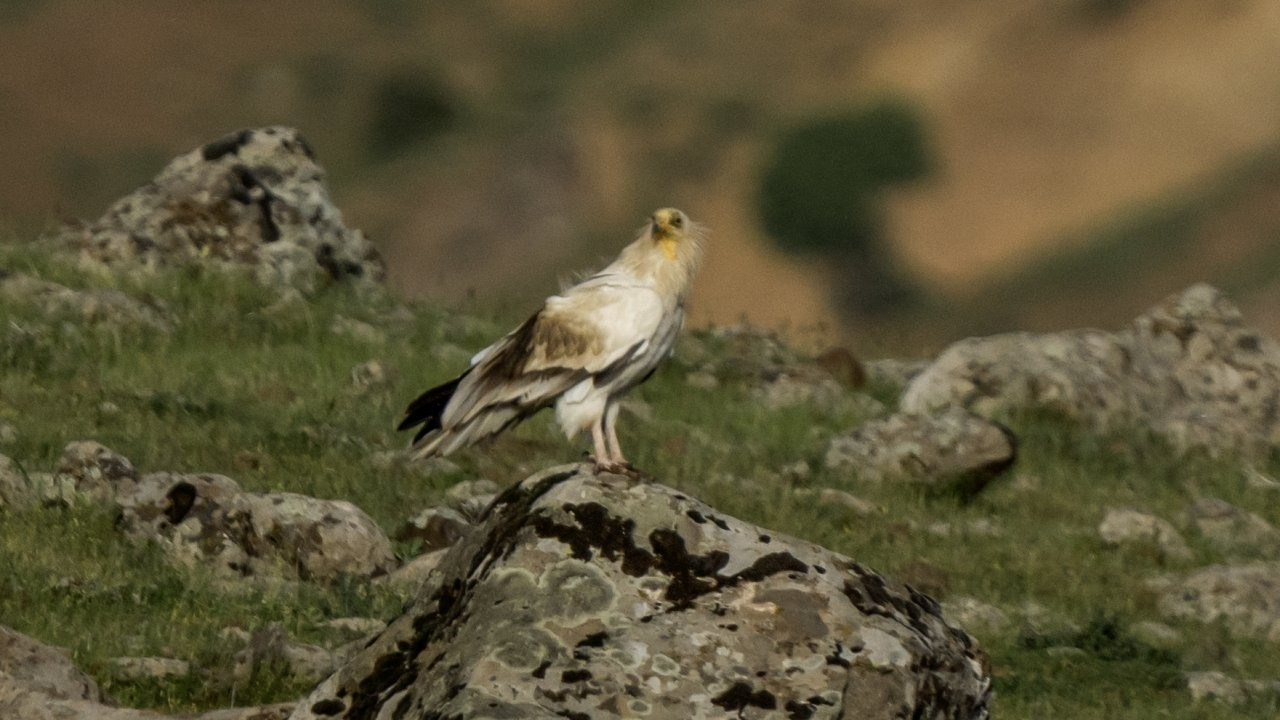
[289,464,991,720]
[47,126,383,293]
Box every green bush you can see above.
[757,98,933,312]
[367,69,456,160]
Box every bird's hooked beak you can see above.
[650,209,684,261]
[651,208,686,238]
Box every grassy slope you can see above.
[1,241,1278,717]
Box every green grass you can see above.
[2,239,1279,716]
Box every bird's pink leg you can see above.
[604,403,627,467]
[590,416,612,470]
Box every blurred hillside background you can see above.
[3,0,1279,352]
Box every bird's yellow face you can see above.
[651,207,687,261]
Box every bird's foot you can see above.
[590,457,645,477]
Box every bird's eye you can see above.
[672,215,683,227]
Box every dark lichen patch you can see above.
[531,659,552,679]
[556,711,590,720]
[825,641,853,667]
[529,501,655,576]
[686,509,707,524]
[785,699,815,720]
[712,681,777,712]
[735,552,809,583]
[561,668,593,683]
[785,695,835,720]
[201,129,253,161]
[346,468,580,717]
[649,528,728,593]
[708,515,731,530]
[310,698,345,716]
[575,631,609,648]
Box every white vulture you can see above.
[398,207,705,470]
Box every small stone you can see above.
[331,315,385,344]
[814,488,881,517]
[943,597,1010,633]
[776,460,810,483]
[234,624,335,685]
[1129,621,1182,650]
[52,440,138,505]
[756,374,845,410]
[454,494,496,523]
[685,370,719,389]
[320,617,387,639]
[0,454,31,509]
[444,479,499,506]
[1244,466,1280,490]
[106,656,190,681]
[1098,508,1193,561]
[351,360,389,389]
[1188,498,1280,554]
[220,626,252,644]
[1186,671,1247,704]
[371,451,463,478]
[0,421,17,445]
[815,346,865,387]
[376,547,449,594]
[395,506,472,553]
[30,472,75,507]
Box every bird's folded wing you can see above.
[443,282,665,427]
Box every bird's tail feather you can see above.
[407,404,521,460]
[398,374,464,444]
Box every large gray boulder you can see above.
[0,625,100,702]
[116,472,396,583]
[50,126,383,291]
[289,464,990,720]
[825,407,1017,496]
[902,284,1280,456]
[1157,562,1280,640]
[0,272,172,330]
[50,440,139,505]
[0,674,294,720]
[0,454,28,510]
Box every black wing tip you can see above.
[398,374,464,438]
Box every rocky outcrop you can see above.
[902,284,1280,456]
[50,127,383,291]
[1098,509,1192,561]
[0,625,100,702]
[116,472,396,583]
[47,440,139,506]
[0,454,27,510]
[0,674,294,720]
[0,272,172,330]
[678,327,869,412]
[1157,562,1280,639]
[1187,498,1280,556]
[825,407,1017,496]
[1185,671,1280,705]
[289,464,990,720]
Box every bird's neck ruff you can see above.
[616,222,705,303]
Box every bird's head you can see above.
[650,207,691,261]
